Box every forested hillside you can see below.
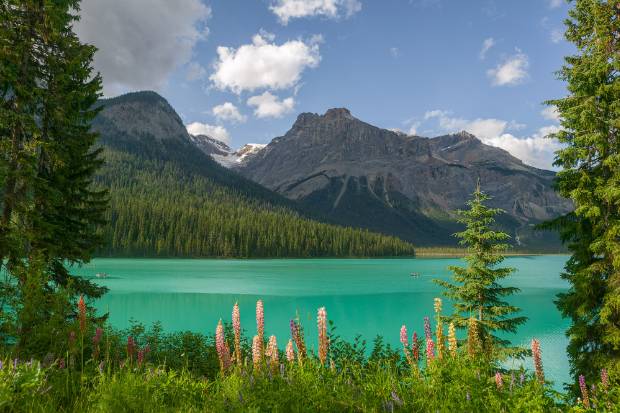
[92,92,415,257]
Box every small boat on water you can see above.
[410,272,420,277]
[95,272,109,278]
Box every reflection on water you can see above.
[84,256,570,387]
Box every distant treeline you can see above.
[94,148,416,258]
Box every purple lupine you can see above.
[423,316,432,341]
[601,368,609,391]
[466,391,470,401]
[0,360,2,370]
[579,375,590,409]
[519,373,525,386]
[13,358,18,369]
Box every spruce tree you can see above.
[0,0,107,354]
[545,0,620,390]
[435,182,526,357]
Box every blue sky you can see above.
[75,0,572,170]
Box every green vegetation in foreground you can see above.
[94,142,416,258]
[1,298,617,412]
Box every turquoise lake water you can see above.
[82,256,570,386]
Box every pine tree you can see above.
[0,0,107,354]
[544,0,620,391]
[435,182,527,357]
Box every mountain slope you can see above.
[239,108,572,249]
[91,92,416,257]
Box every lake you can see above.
[83,256,570,386]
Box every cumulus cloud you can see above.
[541,106,561,121]
[210,33,321,94]
[487,50,529,86]
[247,92,295,118]
[423,109,561,169]
[75,0,211,96]
[548,0,562,8]
[186,62,207,81]
[270,0,362,25]
[186,122,230,144]
[212,102,246,123]
[479,37,495,60]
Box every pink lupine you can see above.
[400,325,409,348]
[216,319,231,372]
[317,307,329,366]
[412,332,419,361]
[256,300,264,362]
[252,335,261,370]
[601,368,609,391]
[137,348,145,367]
[266,335,279,372]
[495,372,503,391]
[127,336,136,362]
[579,375,590,409]
[232,302,241,365]
[425,338,435,364]
[286,339,295,362]
[78,295,87,334]
[531,339,544,383]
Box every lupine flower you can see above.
[579,375,590,409]
[78,295,87,334]
[290,319,307,364]
[0,360,2,370]
[433,297,442,314]
[423,316,432,341]
[520,373,525,386]
[59,358,65,369]
[137,348,145,367]
[391,391,403,407]
[601,368,609,391]
[216,319,231,372]
[425,338,435,364]
[13,358,18,369]
[98,361,104,373]
[467,317,480,356]
[127,336,136,361]
[400,325,409,348]
[256,300,264,362]
[93,327,103,345]
[531,339,544,383]
[495,372,503,390]
[252,335,261,370]
[286,339,295,362]
[232,302,241,366]
[265,335,279,375]
[412,332,419,361]
[466,391,470,401]
[317,307,329,366]
[448,322,457,357]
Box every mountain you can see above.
[238,108,572,249]
[189,134,266,168]
[90,91,415,257]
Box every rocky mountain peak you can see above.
[324,107,353,119]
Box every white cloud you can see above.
[186,122,230,144]
[550,28,563,43]
[210,33,321,94]
[75,0,210,96]
[479,37,495,60]
[186,62,207,81]
[247,92,295,118]
[423,110,561,169]
[487,50,529,86]
[270,0,362,25]
[212,102,246,123]
[548,0,562,9]
[390,47,400,58]
[541,106,561,121]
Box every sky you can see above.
[74,0,573,170]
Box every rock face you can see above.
[240,108,573,248]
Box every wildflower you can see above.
[256,300,264,362]
[467,317,480,357]
[448,322,457,357]
[510,372,515,392]
[98,361,105,373]
[466,391,470,402]
[425,338,435,364]
[423,316,432,341]
[579,375,590,409]
[68,331,76,347]
[252,335,261,370]
[137,349,145,367]
[232,302,241,366]
[0,360,2,370]
[412,332,419,361]
[59,358,65,369]
[78,295,87,334]
[434,297,442,314]
[531,339,544,383]
[317,307,329,366]
[286,339,295,362]
[280,363,285,377]
[519,373,525,386]
[216,319,231,372]
[400,325,409,348]
[495,372,503,390]
[127,336,135,361]
[391,391,403,407]
[266,335,279,372]
[601,368,609,391]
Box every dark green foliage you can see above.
[0,0,107,355]
[435,183,527,356]
[545,0,620,393]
